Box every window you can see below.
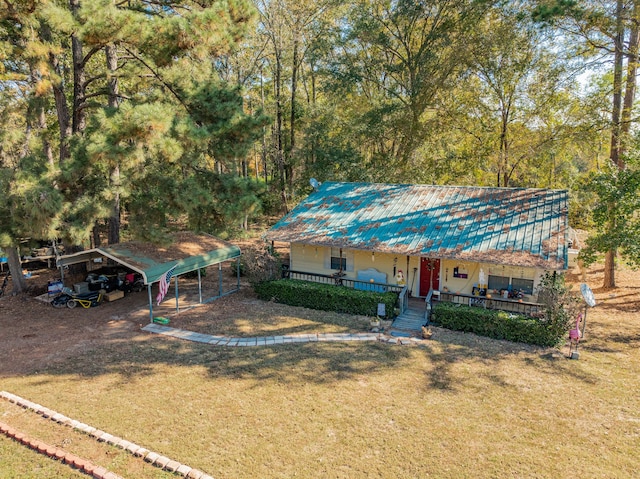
[488,275,510,291]
[330,248,346,271]
[330,256,346,270]
[511,278,534,295]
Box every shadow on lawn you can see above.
[417,328,599,393]
[25,323,601,391]
[35,335,414,385]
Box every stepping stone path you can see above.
[142,323,425,346]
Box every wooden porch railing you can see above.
[433,291,544,317]
[283,269,405,294]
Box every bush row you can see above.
[254,279,398,318]
[431,302,565,347]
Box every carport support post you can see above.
[175,276,179,313]
[218,263,223,297]
[236,257,240,290]
[147,284,154,322]
[198,268,203,304]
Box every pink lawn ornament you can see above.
[569,314,582,357]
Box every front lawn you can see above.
[1,266,639,478]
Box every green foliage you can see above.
[432,302,561,346]
[184,173,265,235]
[254,279,398,319]
[531,1,582,24]
[579,158,640,269]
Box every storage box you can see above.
[104,290,124,302]
[74,282,89,294]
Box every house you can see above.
[265,182,571,302]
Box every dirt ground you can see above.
[1,246,639,378]
[0,236,279,377]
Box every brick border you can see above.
[0,391,214,479]
[0,420,123,479]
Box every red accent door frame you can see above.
[419,258,441,296]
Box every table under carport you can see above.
[55,232,241,321]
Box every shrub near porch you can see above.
[254,279,398,319]
[432,302,568,347]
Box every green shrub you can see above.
[431,302,566,347]
[254,279,398,318]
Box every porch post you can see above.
[406,256,410,294]
[197,268,203,304]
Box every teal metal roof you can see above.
[57,233,241,284]
[266,182,569,269]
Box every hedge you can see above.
[431,302,565,347]
[254,279,398,318]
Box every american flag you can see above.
[156,264,177,305]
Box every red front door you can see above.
[419,258,440,296]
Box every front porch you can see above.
[282,270,545,333]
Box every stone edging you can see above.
[0,420,124,479]
[0,391,214,479]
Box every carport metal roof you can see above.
[56,232,241,285]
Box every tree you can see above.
[432,4,586,188]
[330,0,493,180]
[1,0,264,292]
[533,0,640,288]
[579,156,640,270]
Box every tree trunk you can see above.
[106,44,121,245]
[71,0,86,134]
[620,1,640,159]
[289,33,299,189]
[41,24,71,163]
[260,66,268,182]
[603,0,626,289]
[273,50,288,213]
[93,224,101,248]
[603,249,616,289]
[7,246,26,295]
[609,0,624,168]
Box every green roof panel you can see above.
[266,182,568,270]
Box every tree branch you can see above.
[123,46,191,114]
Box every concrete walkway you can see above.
[142,323,424,346]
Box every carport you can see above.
[56,232,241,321]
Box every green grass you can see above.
[1,285,639,478]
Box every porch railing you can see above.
[283,269,404,294]
[397,286,409,314]
[434,291,543,317]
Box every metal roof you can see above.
[56,232,241,284]
[266,182,569,270]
